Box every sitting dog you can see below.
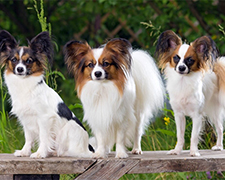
[0,30,94,158]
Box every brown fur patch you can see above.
[156,30,182,70]
[184,45,202,72]
[76,52,96,97]
[98,39,131,95]
[168,44,181,69]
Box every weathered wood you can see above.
[76,159,139,180]
[0,175,13,180]
[128,150,225,174]
[0,150,224,180]
[0,154,96,175]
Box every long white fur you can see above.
[80,48,165,158]
[164,45,224,156]
[4,72,92,158]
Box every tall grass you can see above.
[0,69,23,153]
[0,69,10,152]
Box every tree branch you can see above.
[186,0,211,35]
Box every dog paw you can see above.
[14,150,31,157]
[115,151,128,159]
[30,151,47,159]
[131,148,143,155]
[167,149,181,155]
[190,150,200,157]
[212,145,223,151]
[92,152,107,159]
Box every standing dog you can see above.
[0,30,94,158]
[156,30,225,156]
[64,38,165,158]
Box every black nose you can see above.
[178,65,186,72]
[17,67,24,73]
[94,71,102,78]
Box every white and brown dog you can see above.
[0,30,94,158]
[64,38,165,158]
[156,30,225,156]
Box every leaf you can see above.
[69,103,83,110]
[156,128,176,137]
[177,172,187,180]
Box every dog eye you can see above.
[87,62,94,68]
[25,58,33,64]
[11,58,17,63]
[173,55,180,64]
[102,61,110,67]
[185,58,195,66]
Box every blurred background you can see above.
[0,0,225,179]
[1,0,225,105]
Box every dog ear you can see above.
[0,30,17,52]
[0,30,17,67]
[64,40,91,75]
[191,36,219,62]
[155,30,182,70]
[29,31,53,65]
[104,38,132,69]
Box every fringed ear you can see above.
[104,38,132,70]
[29,31,53,66]
[191,36,219,65]
[155,30,182,70]
[0,30,18,67]
[63,40,91,77]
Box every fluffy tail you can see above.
[214,56,225,108]
[131,50,165,125]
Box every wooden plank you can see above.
[76,158,139,180]
[0,175,13,180]
[0,150,225,178]
[0,154,96,175]
[128,150,225,174]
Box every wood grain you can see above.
[0,150,224,180]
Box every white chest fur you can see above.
[165,65,205,116]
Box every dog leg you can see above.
[132,114,143,155]
[212,115,223,151]
[14,127,34,157]
[167,112,185,155]
[190,115,202,156]
[30,121,50,158]
[115,127,128,158]
[92,131,107,158]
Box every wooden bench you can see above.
[0,150,225,180]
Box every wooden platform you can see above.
[0,150,225,180]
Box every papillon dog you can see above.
[155,30,225,156]
[64,38,165,158]
[0,30,94,158]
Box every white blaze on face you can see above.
[175,44,190,74]
[91,48,106,80]
[15,47,27,75]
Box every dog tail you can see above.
[214,56,225,108]
[131,50,165,126]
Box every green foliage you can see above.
[0,0,225,179]
[0,70,23,153]
[33,0,51,33]
[141,21,161,46]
